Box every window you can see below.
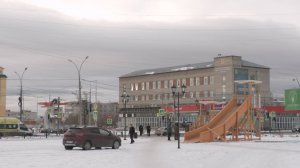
[182,78,186,86]
[190,78,194,86]
[142,82,145,90]
[210,91,214,98]
[135,95,138,101]
[196,91,199,98]
[142,95,145,101]
[157,81,161,89]
[222,74,226,83]
[222,85,226,98]
[146,82,149,90]
[196,77,200,86]
[146,95,149,101]
[164,80,168,88]
[169,80,173,88]
[89,128,100,134]
[204,91,208,98]
[153,81,156,89]
[20,124,28,131]
[190,92,194,98]
[164,94,168,100]
[210,76,214,85]
[99,129,110,136]
[131,83,134,91]
[177,79,181,87]
[204,77,209,85]
[135,83,139,90]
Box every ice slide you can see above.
[184,96,251,143]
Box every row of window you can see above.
[130,91,214,102]
[129,76,215,91]
[0,124,18,129]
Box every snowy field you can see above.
[1,133,300,168]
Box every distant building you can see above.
[0,67,7,117]
[119,55,271,117]
[6,110,39,127]
[64,101,118,127]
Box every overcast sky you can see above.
[1,0,300,114]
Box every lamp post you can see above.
[15,67,28,122]
[68,56,89,126]
[171,84,186,149]
[293,78,300,87]
[121,87,130,140]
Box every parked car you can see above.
[155,127,167,136]
[292,125,300,133]
[63,127,121,150]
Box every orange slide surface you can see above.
[184,96,251,143]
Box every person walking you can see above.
[139,125,144,136]
[129,124,135,144]
[146,125,151,136]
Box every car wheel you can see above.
[112,141,120,149]
[65,146,73,150]
[83,141,92,150]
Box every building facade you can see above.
[119,55,271,117]
[0,67,7,117]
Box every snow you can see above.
[171,67,195,71]
[144,72,155,75]
[1,134,300,168]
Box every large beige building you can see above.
[119,55,271,117]
[0,67,7,117]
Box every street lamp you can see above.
[15,67,28,122]
[68,56,89,126]
[171,84,186,149]
[121,87,130,140]
[292,78,300,87]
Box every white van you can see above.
[0,117,32,138]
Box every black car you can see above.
[63,127,121,150]
[292,125,300,133]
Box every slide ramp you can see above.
[184,96,250,143]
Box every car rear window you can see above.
[67,128,82,133]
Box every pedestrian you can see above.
[146,125,151,136]
[139,125,144,136]
[167,120,172,141]
[129,124,135,144]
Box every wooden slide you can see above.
[184,96,252,143]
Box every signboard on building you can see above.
[285,88,300,110]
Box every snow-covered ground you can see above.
[1,133,300,168]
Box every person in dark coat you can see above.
[129,124,135,144]
[139,125,144,136]
[146,125,151,136]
